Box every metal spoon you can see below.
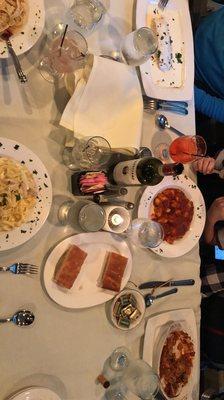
[156,114,185,137]
[0,310,35,326]
[144,287,178,307]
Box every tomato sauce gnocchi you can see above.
[151,188,194,244]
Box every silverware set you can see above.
[143,96,188,116]
[0,263,38,327]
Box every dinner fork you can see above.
[0,263,38,275]
[0,32,27,83]
[143,97,188,115]
[158,0,170,11]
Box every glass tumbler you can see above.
[70,0,106,31]
[58,199,106,232]
[122,359,160,400]
[39,23,88,82]
[120,27,158,67]
[126,218,164,249]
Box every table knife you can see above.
[139,279,195,289]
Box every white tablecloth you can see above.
[0,1,199,399]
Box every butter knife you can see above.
[139,279,195,289]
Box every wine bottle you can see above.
[112,157,184,186]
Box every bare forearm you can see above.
[204,218,217,245]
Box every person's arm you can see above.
[194,86,224,123]
[204,198,224,245]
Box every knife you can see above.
[139,279,195,289]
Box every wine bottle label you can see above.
[113,159,141,185]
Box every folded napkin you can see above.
[60,55,143,148]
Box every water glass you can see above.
[109,347,131,371]
[126,218,164,249]
[121,27,158,67]
[63,136,111,170]
[105,384,127,400]
[39,23,88,82]
[71,0,106,31]
[58,199,106,232]
[122,359,160,400]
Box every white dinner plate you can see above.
[136,0,194,100]
[0,0,45,59]
[143,309,198,400]
[43,232,132,309]
[0,137,52,251]
[9,386,61,400]
[138,175,205,258]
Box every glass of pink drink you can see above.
[39,24,88,83]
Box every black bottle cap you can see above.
[173,163,184,175]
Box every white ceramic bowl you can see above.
[110,288,145,331]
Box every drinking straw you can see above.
[60,24,68,54]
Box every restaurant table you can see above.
[0,1,200,399]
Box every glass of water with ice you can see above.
[122,359,160,399]
[120,27,158,67]
[126,218,164,249]
[70,0,106,31]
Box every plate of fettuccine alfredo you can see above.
[0,137,52,251]
[0,0,45,58]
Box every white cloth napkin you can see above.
[60,55,143,148]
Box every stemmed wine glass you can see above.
[154,135,207,164]
[126,218,164,249]
[63,136,112,170]
[39,23,88,83]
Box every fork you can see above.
[0,263,38,275]
[158,0,170,11]
[0,32,27,83]
[143,97,188,115]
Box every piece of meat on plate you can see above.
[54,245,87,289]
[101,252,128,292]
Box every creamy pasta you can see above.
[0,0,28,35]
[0,157,37,231]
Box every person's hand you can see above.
[192,157,215,174]
[207,197,224,225]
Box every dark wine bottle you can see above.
[112,157,184,186]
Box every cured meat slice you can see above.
[101,252,128,292]
[54,245,87,289]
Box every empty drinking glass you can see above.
[120,27,158,67]
[70,0,106,31]
[109,347,131,371]
[63,136,112,170]
[39,23,88,82]
[58,199,106,232]
[126,218,164,249]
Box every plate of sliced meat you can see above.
[43,232,132,309]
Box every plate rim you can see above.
[43,232,133,309]
[7,386,61,400]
